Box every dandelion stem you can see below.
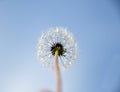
[54,50,62,92]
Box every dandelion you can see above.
[37,27,78,92]
[37,27,78,70]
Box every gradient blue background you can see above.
[0,0,120,92]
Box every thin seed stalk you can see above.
[54,50,62,92]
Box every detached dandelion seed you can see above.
[37,27,78,70]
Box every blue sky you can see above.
[0,0,120,92]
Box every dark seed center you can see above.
[50,42,66,56]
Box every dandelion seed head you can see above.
[37,27,78,70]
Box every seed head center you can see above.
[50,42,66,56]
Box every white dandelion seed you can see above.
[37,27,78,70]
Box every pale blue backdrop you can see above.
[0,0,120,92]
